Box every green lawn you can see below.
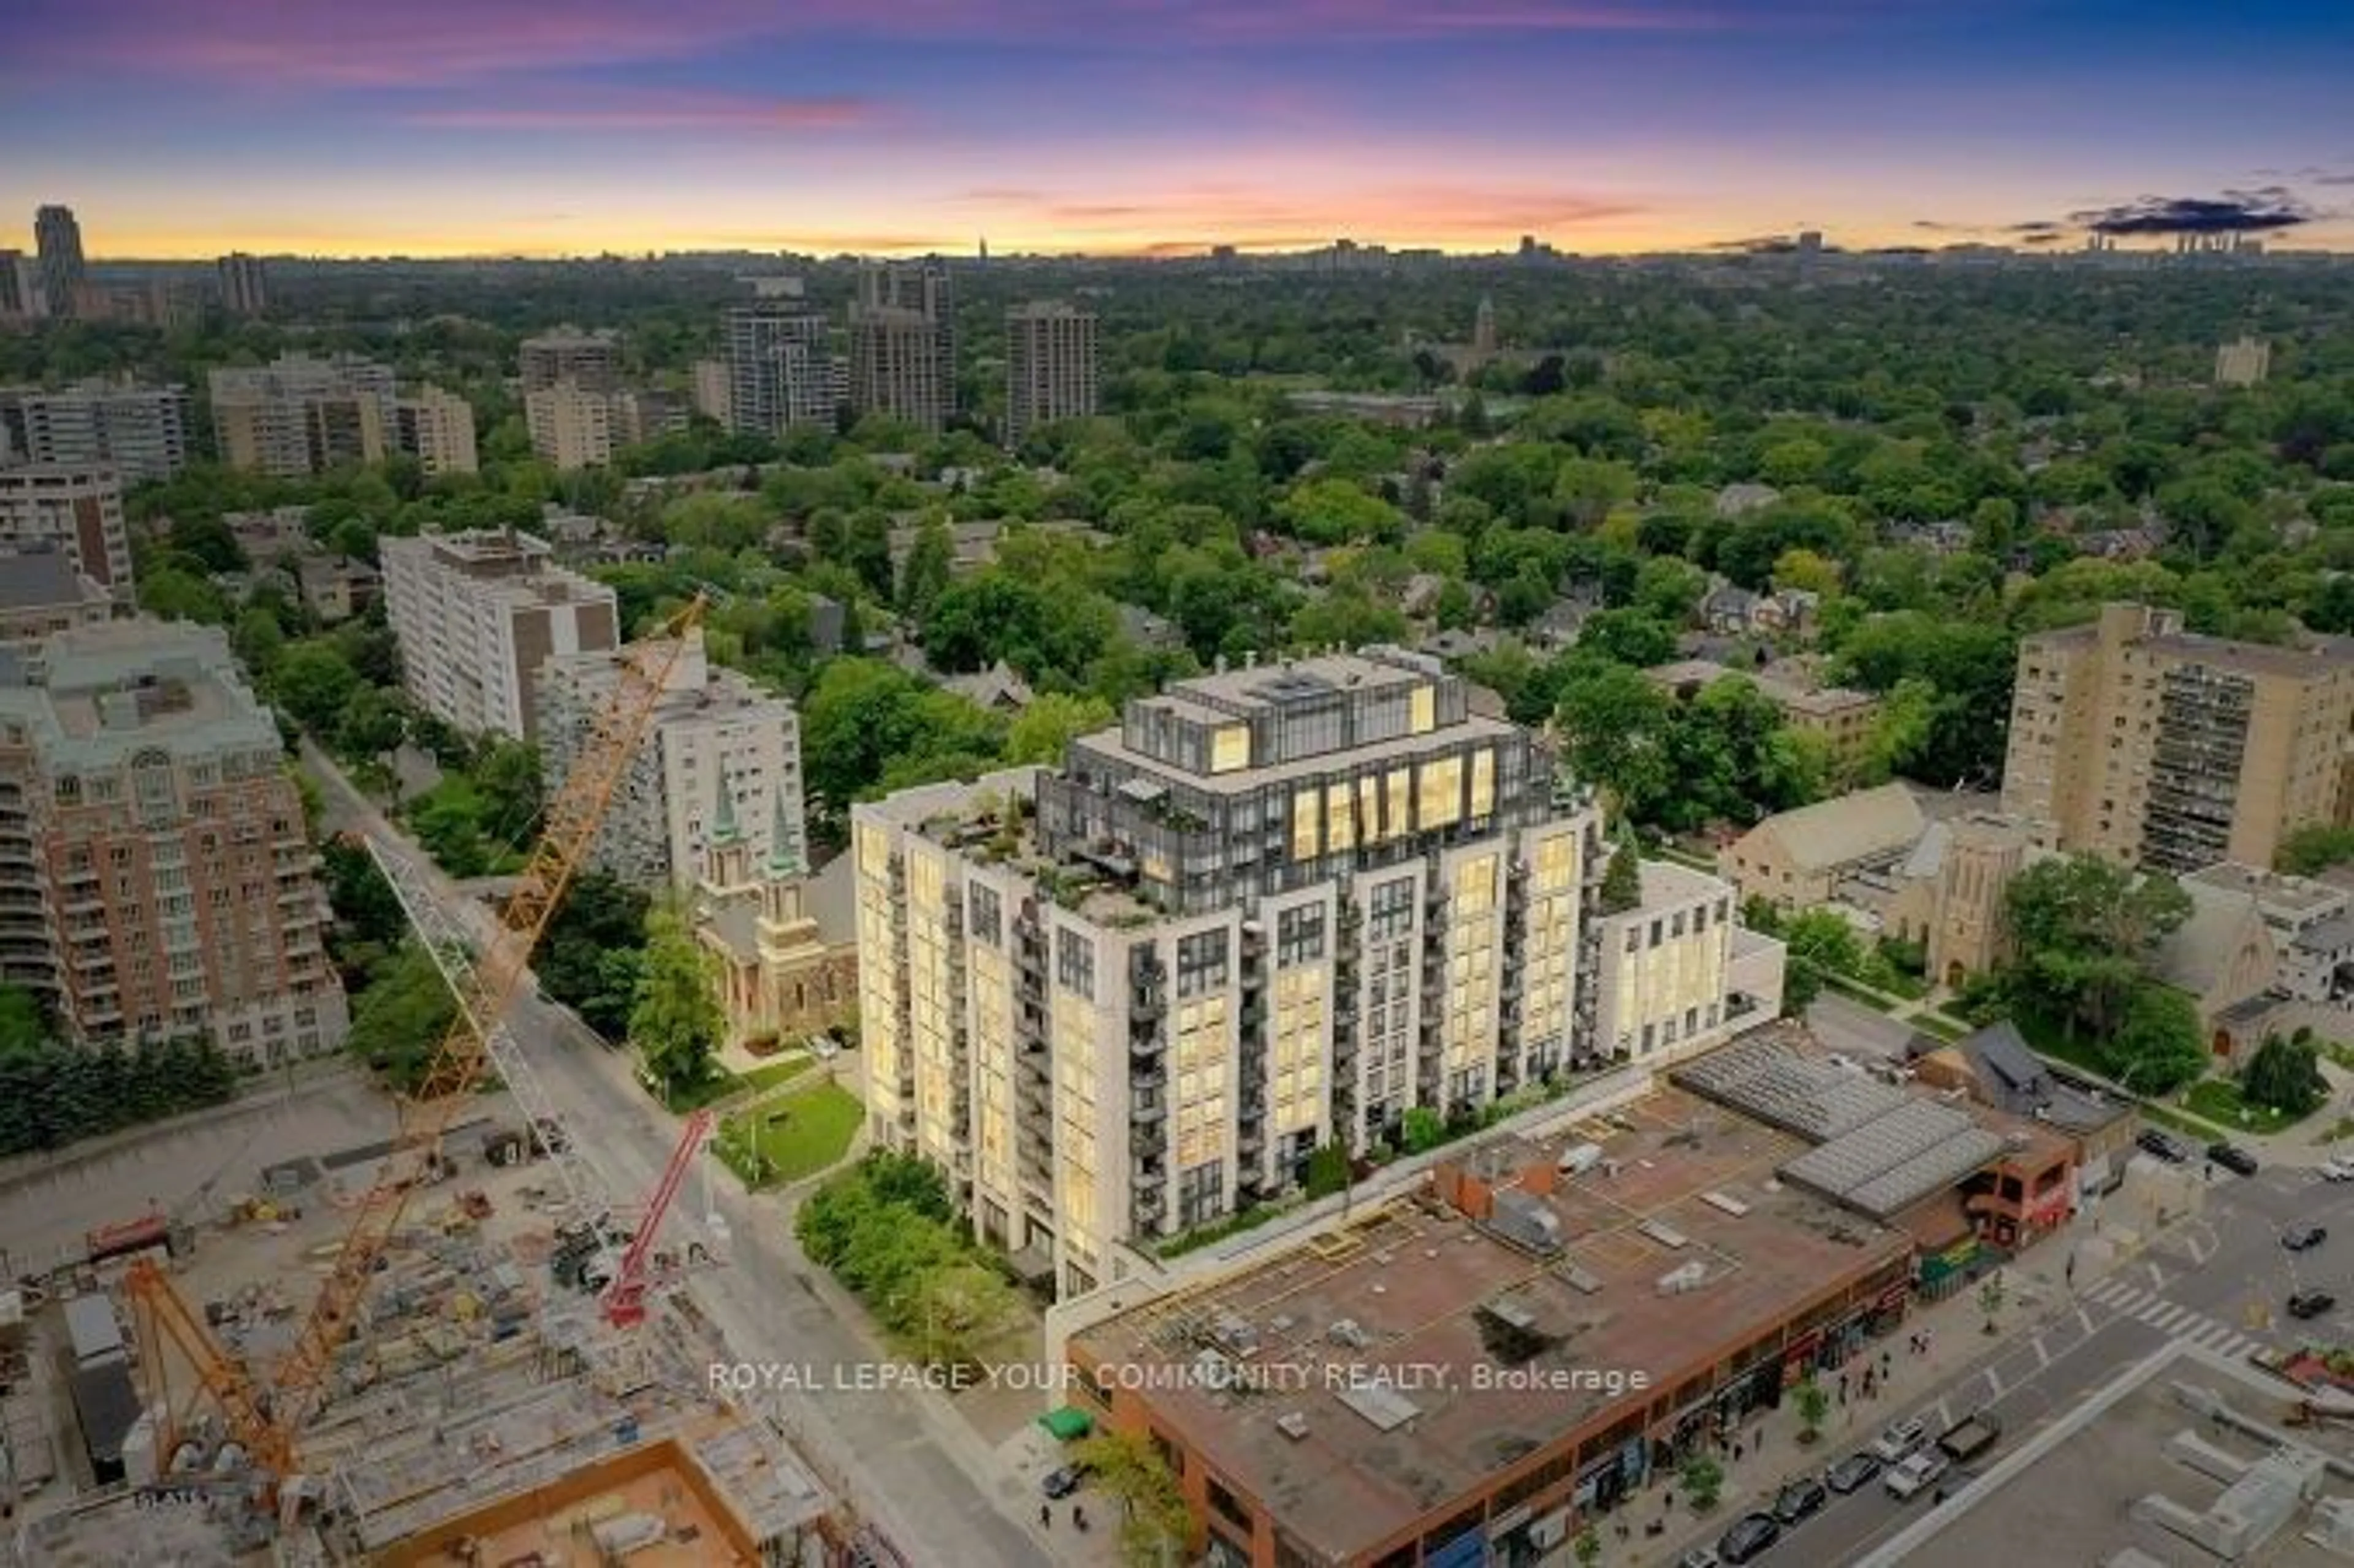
[718,1081,863,1188]
[2181,1076,2311,1136]
[1908,1013,1968,1043]
[736,1053,813,1096]
[657,1051,812,1113]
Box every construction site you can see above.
[0,603,882,1568]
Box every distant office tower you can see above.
[690,358,731,425]
[0,620,349,1061]
[34,206,85,321]
[1471,295,1497,357]
[380,530,620,742]
[609,388,688,449]
[518,326,622,394]
[538,628,807,892]
[848,261,954,433]
[2001,603,2354,873]
[216,253,267,316]
[0,381,191,481]
[2216,337,2271,388]
[525,379,616,470]
[1797,230,1825,256]
[0,466,133,601]
[854,649,1607,1294]
[1003,302,1098,447]
[0,251,44,320]
[725,298,835,436]
[209,354,395,477]
[392,385,479,475]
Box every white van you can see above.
[1556,1141,1606,1177]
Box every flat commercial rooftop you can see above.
[1069,1087,1911,1566]
[1875,1343,2354,1568]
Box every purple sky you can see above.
[2,0,2350,257]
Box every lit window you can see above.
[1290,790,1321,861]
[1410,685,1436,734]
[1209,725,1251,774]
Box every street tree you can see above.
[2244,1031,2327,1116]
[1793,1376,1830,1445]
[631,900,725,1103]
[1073,1431,1192,1568]
[1678,1453,1726,1512]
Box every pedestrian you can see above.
[1838,1372,1849,1398]
[1733,1441,1745,1463]
[1040,1504,1052,1529]
[1073,1505,1087,1531]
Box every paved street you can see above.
[1629,1151,2345,1567]
[302,743,1038,1568]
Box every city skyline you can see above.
[2,0,2350,259]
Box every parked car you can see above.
[1884,1448,1950,1499]
[1773,1477,1829,1524]
[1040,1464,1089,1499]
[2323,1157,2354,1182]
[1716,1513,1782,1565]
[1677,1551,1723,1568]
[2290,1289,2338,1320]
[2208,1142,2260,1176]
[1868,1417,1929,1463]
[2286,1224,2329,1252]
[1826,1452,1883,1494]
[2136,1128,2191,1163]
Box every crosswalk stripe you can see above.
[2142,1303,2192,1330]
[2087,1280,2135,1307]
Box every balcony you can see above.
[1130,1096,1167,1125]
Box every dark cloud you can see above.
[2018,231,2066,246]
[2008,220,2063,234]
[1911,219,1971,232]
[1707,234,1796,253]
[2067,188,2313,235]
[2315,173,2354,187]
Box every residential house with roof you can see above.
[942,659,1035,713]
[2182,861,2354,1006]
[1906,1021,2138,1200]
[1648,658,1883,780]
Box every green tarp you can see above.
[1038,1406,1093,1441]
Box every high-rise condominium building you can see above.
[208,354,395,477]
[855,647,1604,1298]
[217,252,267,316]
[524,379,615,470]
[2002,602,2354,873]
[725,299,836,436]
[2216,336,2271,388]
[848,261,954,433]
[518,327,623,395]
[33,206,85,322]
[1003,301,1098,447]
[0,466,132,603]
[0,251,44,321]
[381,530,620,742]
[690,358,731,425]
[0,620,349,1063]
[538,628,806,891]
[0,381,191,481]
[392,386,479,476]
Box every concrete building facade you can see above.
[392,386,479,476]
[2001,603,2354,873]
[848,262,954,433]
[855,648,1607,1298]
[0,466,132,603]
[208,354,396,477]
[1594,860,1777,1067]
[524,380,617,471]
[536,630,806,892]
[517,327,622,394]
[34,206,85,322]
[216,253,267,316]
[725,300,835,437]
[381,530,619,742]
[1004,301,1099,447]
[0,251,44,321]
[693,791,855,1053]
[2215,337,2271,387]
[0,381,191,481]
[0,620,348,1064]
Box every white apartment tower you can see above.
[855,648,1604,1297]
[381,530,620,742]
[0,381,191,481]
[525,379,617,470]
[1004,302,1099,447]
[725,299,836,437]
[537,628,807,891]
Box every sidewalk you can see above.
[1616,1171,2190,1568]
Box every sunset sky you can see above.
[2,0,2350,259]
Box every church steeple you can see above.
[705,762,750,890]
[766,791,801,879]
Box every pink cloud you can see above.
[405,92,879,132]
